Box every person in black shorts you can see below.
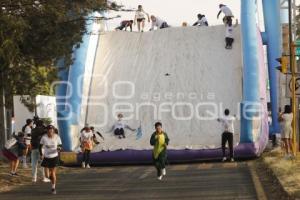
[40,125,62,195]
[134,5,150,32]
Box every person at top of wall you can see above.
[193,14,209,26]
[149,15,170,31]
[217,4,234,25]
[115,20,134,32]
[134,5,150,32]
[108,113,136,139]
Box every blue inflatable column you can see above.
[240,0,260,143]
[56,16,95,151]
[262,0,281,134]
[56,59,73,151]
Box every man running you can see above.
[115,20,133,32]
[217,109,236,162]
[193,14,209,26]
[217,4,234,25]
[150,15,170,31]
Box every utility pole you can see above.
[288,0,298,154]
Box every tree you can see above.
[0,0,125,109]
[0,0,129,145]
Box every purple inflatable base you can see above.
[75,142,263,165]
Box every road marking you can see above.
[197,163,213,169]
[139,169,153,179]
[121,167,139,173]
[171,165,189,171]
[222,162,238,168]
[248,162,268,200]
[98,168,113,173]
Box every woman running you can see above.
[40,125,62,195]
[134,5,150,32]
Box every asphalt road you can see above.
[0,162,266,200]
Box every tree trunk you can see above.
[0,71,7,148]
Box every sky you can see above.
[107,0,241,31]
[106,0,299,31]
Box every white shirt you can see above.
[282,113,293,128]
[80,130,94,142]
[225,25,234,38]
[218,115,236,134]
[24,125,32,145]
[195,17,208,26]
[151,17,166,30]
[40,134,62,158]
[114,120,126,130]
[220,6,233,17]
[135,10,147,19]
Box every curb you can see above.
[256,158,296,200]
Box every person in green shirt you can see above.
[150,122,170,180]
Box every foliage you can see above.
[0,0,123,110]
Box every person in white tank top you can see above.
[134,5,150,32]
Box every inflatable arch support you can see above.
[56,0,281,164]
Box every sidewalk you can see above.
[0,160,32,192]
[0,160,75,193]
[259,146,300,199]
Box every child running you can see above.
[150,15,170,31]
[109,113,136,139]
[134,5,150,32]
[217,4,234,25]
[2,132,26,176]
[115,20,134,32]
[193,14,209,26]
[217,109,236,162]
[40,125,62,195]
[80,124,94,168]
[150,122,169,180]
